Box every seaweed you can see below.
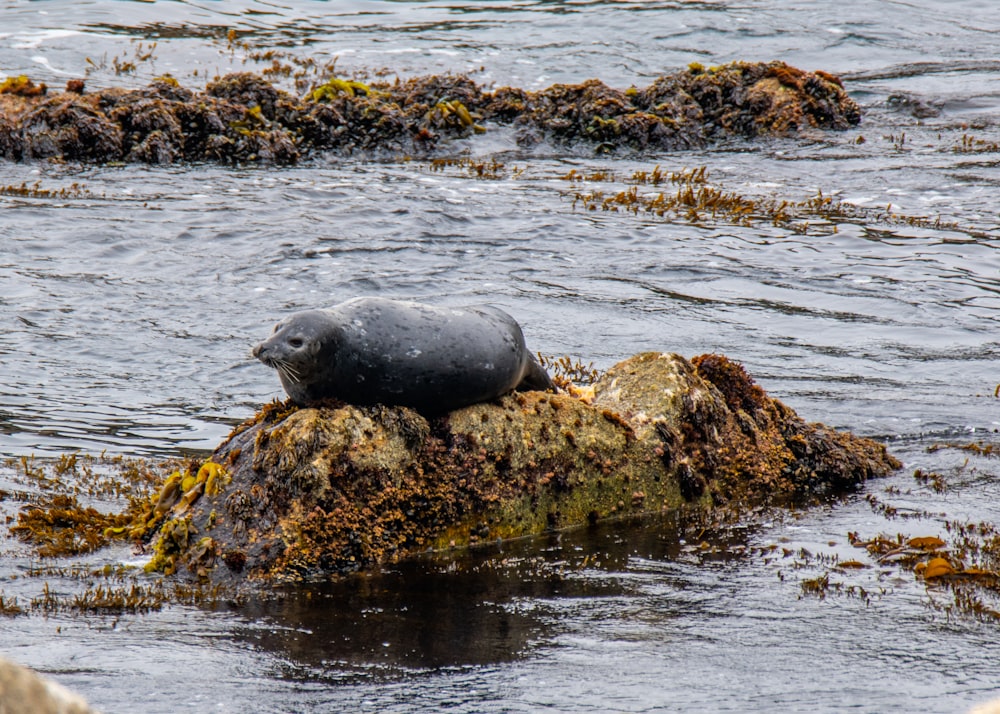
[0,61,860,165]
[565,163,980,237]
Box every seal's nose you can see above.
[251,343,264,359]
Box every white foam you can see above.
[13,29,83,49]
[30,55,73,76]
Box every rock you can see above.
[0,61,860,164]
[0,656,97,714]
[139,353,899,586]
[970,699,1000,714]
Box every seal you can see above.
[252,297,554,413]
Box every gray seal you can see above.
[252,297,554,413]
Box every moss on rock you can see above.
[134,352,897,586]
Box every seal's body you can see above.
[252,297,553,413]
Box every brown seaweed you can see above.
[0,61,860,165]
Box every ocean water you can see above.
[2,2,1000,712]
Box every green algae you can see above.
[0,75,46,97]
[309,77,371,101]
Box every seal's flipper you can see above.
[516,355,556,392]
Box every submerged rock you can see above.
[0,61,860,164]
[139,353,898,586]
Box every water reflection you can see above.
[233,512,695,672]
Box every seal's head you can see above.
[252,310,341,405]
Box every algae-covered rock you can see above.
[0,61,860,164]
[141,353,899,586]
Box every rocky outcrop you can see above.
[138,353,898,586]
[0,61,860,164]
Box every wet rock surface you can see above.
[139,353,898,586]
[0,62,860,164]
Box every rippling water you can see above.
[3,1,1000,712]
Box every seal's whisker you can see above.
[261,354,297,381]
[276,360,301,383]
[280,360,300,380]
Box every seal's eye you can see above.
[288,338,304,348]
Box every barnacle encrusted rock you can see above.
[139,352,899,585]
[0,61,860,164]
